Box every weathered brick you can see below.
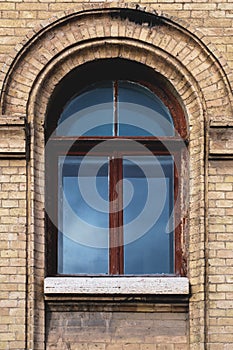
[0,2,233,350]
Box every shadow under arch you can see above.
[45,58,188,140]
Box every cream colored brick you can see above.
[16,3,48,10]
[209,224,226,232]
[0,3,15,10]
[1,214,19,223]
[19,11,37,19]
[226,192,233,199]
[217,249,233,259]
[157,345,174,350]
[0,175,10,183]
[1,250,18,258]
[0,208,9,216]
[1,10,19,19]
[10,175,26,182]
[140,345,156,350]
[216,200,232,208]
[216,183,233,191]
[2,199,18,208]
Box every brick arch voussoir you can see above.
[28,39,203,133]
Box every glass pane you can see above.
[58,156,109,274]
[123,156,174,274]
[57,82,114,136]
[118,82,174,136]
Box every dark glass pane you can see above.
[123,156,174,274]
[57,82,114,136]
[58,156,109,274]
[118,82,174,136]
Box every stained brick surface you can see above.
[46,310,189,350]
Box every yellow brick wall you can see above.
[0,0,232,71]
[0,159,26,350]
[0,1,232,349]
[208,160,233,349]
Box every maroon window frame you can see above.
[45,59,188,277]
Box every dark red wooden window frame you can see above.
[45,59,188,277]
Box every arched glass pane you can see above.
[56,80,175,137]
[57,82,114,136]
[118,82,174,136]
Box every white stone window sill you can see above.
[44,277,189,295]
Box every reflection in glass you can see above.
[123,156,174,274]
[118,82,174,136]
[57,82,114,136]
[58,156,109,274]
[56,80,175,137]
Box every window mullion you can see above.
[113,80,118,137]
[118,157,124,274]
[109,155,124,274]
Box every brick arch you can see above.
[1,5,230,349]
[0,4,232,123]
[31,39,201,124]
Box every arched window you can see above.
[57,81,174,137]
[46,59,187,277]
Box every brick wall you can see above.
[0,159,26,349]
[0,163,26,349]
[208,157,233,349]
[0,118,26,349]
[0,0,233,75]
[0,1,232,349]
[208,132,233,340]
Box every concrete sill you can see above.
[44,277,189,295]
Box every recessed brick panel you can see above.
[46,309,189,349]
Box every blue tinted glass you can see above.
[123,156,174,274]
[57,82,114,136]
[118,82,174,136]
[58,156,109,274]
